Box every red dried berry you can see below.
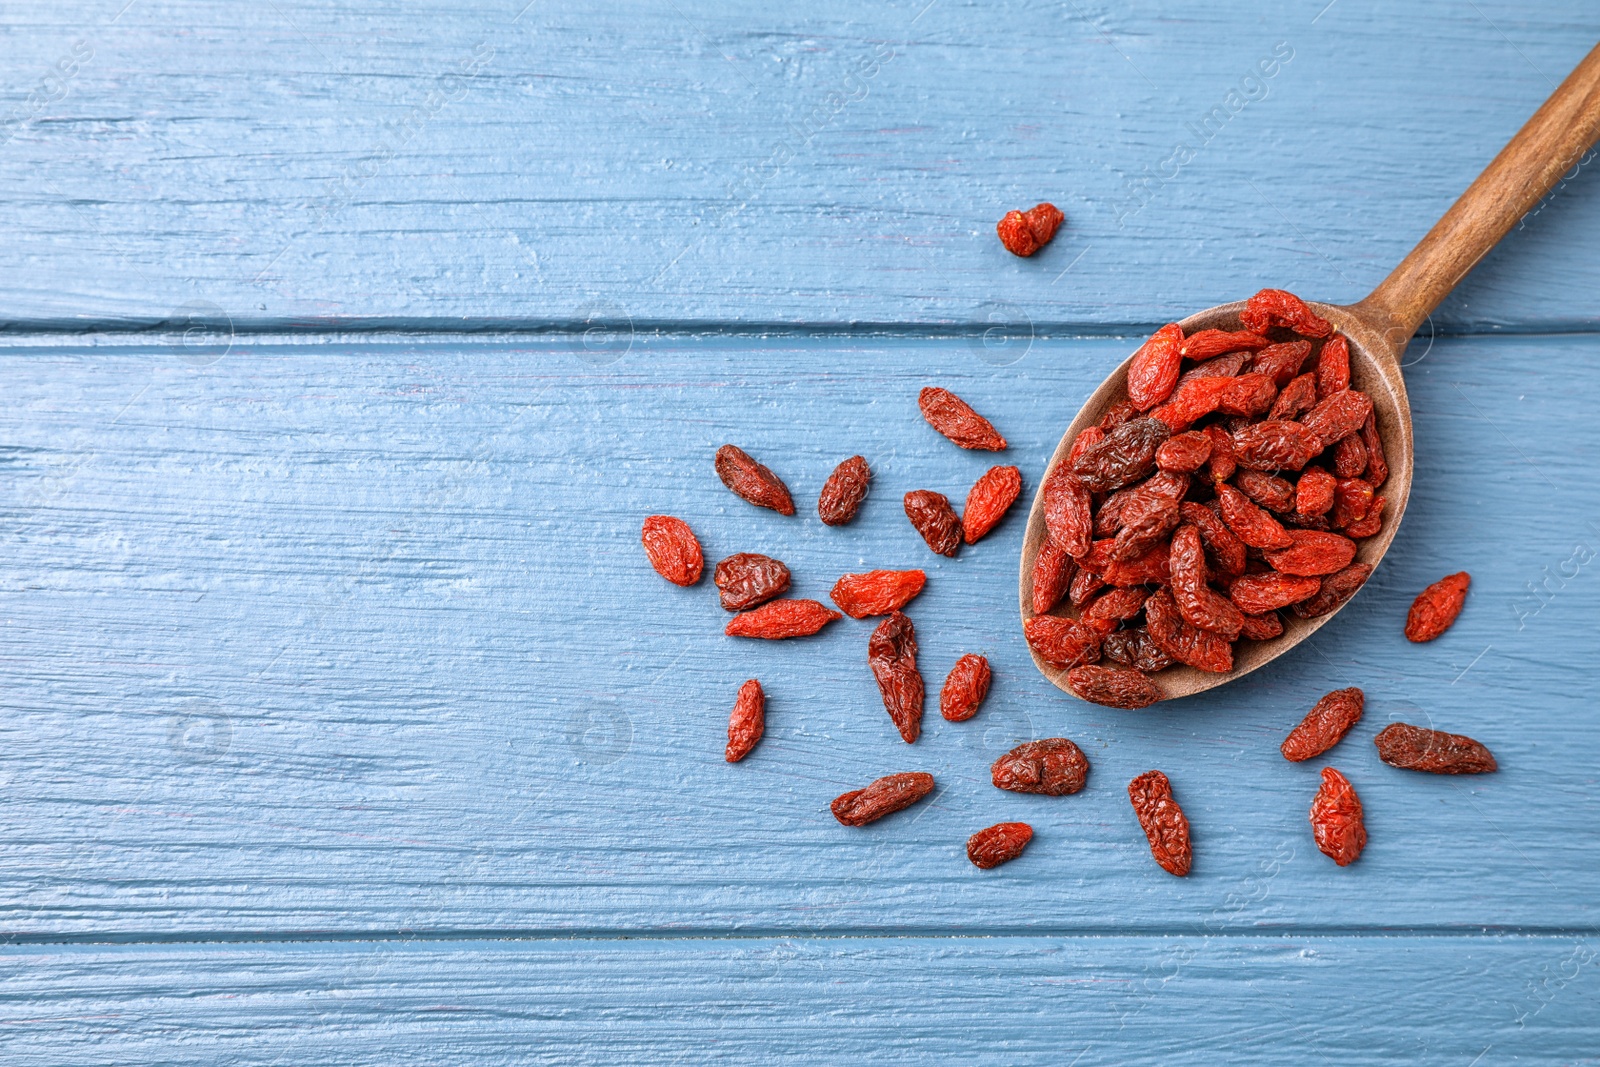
[1300,389,1373,445]
[1068,426,1106,464]
[1217,372,1278,417]
[1315,333,1351,399]
[1108,486,1180,562]
[1177,349,1251,386]
[1330,478,1375,529]
[1155,431,1213,474]
[963,465,1022,544]
[1042,465,1094,560]
[726,679,765,762]
[1128,770,1191,876]
[641,515,704,586]
[1343,495,1384,538]
[715,445,795,515]
[1235,470,1296,513]
[1231,420,1323,472]
[1023,615,1103,670]
[1217,483,1295,549]
[919,387,1008,450]
[714,553,791,611]
[1169,524,1245,639]
[1072,417,1171,492]
[1179,329,1272,361]
[1030,537,1076,615]
[1228,571,1322,615]
[1295,467,1336,517]
[1101,628,1175,672]
[868,611,924,743]
[1238,611,1283,641]
[818,455,871,526]
[1180,502,1247,578]
[904,490,962,557]
[1404,572,1470,642]
[1067,664,1163,708]
[1333,433,1368,479]
[831,772,936,826]
[1375,722,1496,774]
[996,202,1064,257]
[1310,767,1366,866]
[1151,376,1236,430]
[1145,589,1233,673]
[1097,400,1138,431]
[1290,563,1373,618]
[1096,540,1172,588]
[1083,585,1150,624]
[1068,566,1105,608]
[967,822,1034,868]
[1263,530,1358,577]
[1250,341,1313,387]
[1128,323,1186,411]
[725,598,842,639]
[939,653,992,722]
[1268,372,1319,421]
[1282,687,1364,762]
[991,738,1090,795]
[1360,412,1388,487]
[830,569,927,619]
[1203,424,1237,481]
[1239,288,1332,338]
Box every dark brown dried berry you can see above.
[904,490,961,557]
[714,553,791,611]
[919,387,1007,450]
[939,653,992,722]
[992,738,1089,795]
[1282,687,1364,762]
[967,822,1034,868]
[830,569,927,619]
[1067,665,1163,708]
[1405,572,1470,642]
[831,772,935,825]
[1071,418,1171,492]
[1128,770,1191,876]
[1310,767,1365,866]
[1101,628,1176,672]
[726,679,765,762]
[641,515,704,586]
[1374,722,1496,774]
[715,445,795,515]
[818,455,871,525]
[869,612,924,743]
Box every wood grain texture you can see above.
[1,936,1597,1065]
[0,1,1597,329]
[0,333,1595,936]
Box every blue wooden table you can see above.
[1,2,1598,1063]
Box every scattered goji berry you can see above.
[1128,770,1191,876]
[1128,323,1185,411]
[726,679,765,762]
[868,611,924,743]
[818,455,871,525]
[1263,530,1358,576]
[831,771,936,825]
[991,738,1090,795]
[1250,340,1313,387]
[919,387,1008,450]
[1375,722,1496,774]
[714,552,791,611]
[1042,465,1094,560]
[1235,470,1296,513]
[996,202,1064,257]
[1404,572,1471,642]
[1169,524,1245,638]
[830,569,927,618]
[1290,562,1373,618]
[1227,570,1322,615]
[641,515,704,586]
[962,465,1022,543]
[1180,501,1247,577]
[1145,589,1233,673]
[1268,372,1319,421]
[715,444,795,515]
[1101,628,1175,672]
[1282,687,1364,762]
[1239,288,1332,338]
[1155,430,1213,474]
[1217,483,1295,549]
[726,598,842,639]
[939,653,992,722]
[1179,329,1272,361]
[1067,664,1163,708]
[1333,433,1368,479]
[1023,614,1103,669]
[1231,420,1323,471]
[1238,610,1283,640]
[1031,537,1076,615]
[1315,333,1351,398]
[1071,417,1170,492]
[1310,767,1366,866]
[967,822,1034,868]
[904,489,962,557]
[1300,389,1373,445]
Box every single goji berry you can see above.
[869,611,924,743]
[1108,486,1180,562]
[1169,524,1245,639]
[1227,571,1322,615]
[1071,418,1171,492]
[1067,664,1163,708]
[726,679,765,762]
[992,738,1089,795]
[1250,341,1313,387]
[1177,349,1251,386]
[1238,610,1283,640]
[1101,628,1175,672]
[1023,614,1103,669]
[1300,389,1373,445]
[1031,537,1076,615]
[1235,470,1296,513]
[1290,562,1372,618]
[1281,687,1364,762]
[715,445,795,515]
[1217,372,1278,418]
[1268,372,1319,421]
[1217,483,1294,549]
[1263,530,1357,577]
[1375,722,1496,774]
[1100,541,1172,587]
[1315,333,1351,398]
[1083,585,1150,624]
[1239,288,1332,338]
[1330,477,1374,529]
[1069,566,1106,607]
[713,552,791,611]
[1151,376,1237,430]
[1310,767,1365,866]
[1127,323,1186,411]
[939,653,992,722]
[831,772,936,825]
[1231,420,1323,471]
[963,465,1022,543]
[830,569,927,619]
[1097,400,1138,431]
[996,202,1064,257]
[1404,572,1470,642]
[1042,465,1094,560]
[1343,495,1384,538]
[919,387,1008,450]
[726,598,842,639]
[904,489,961,557]
[1179,501,1247,577]
[967,822,1034,868]
[1128,770,1191,876]
[641,515,704,586]
[1155,430,1213,474]
[1145,589,1233,673]
[1360,412,1388,487]
[1203,424,1238,481]
[818,454,871,526]
[1295,467,1336,517]
[1179,329,1272,361]
[1094,485,1137,537]
[1333,433,1368,479]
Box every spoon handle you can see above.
[1356,41,1600,344]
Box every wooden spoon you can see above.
[1021,42,1600,701]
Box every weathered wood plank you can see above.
[0,1,1595,329]
[0,333,1594,935]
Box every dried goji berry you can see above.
[1310,767,1365,866]
[1177,349,1251,386]
[1239,288,1332,338]
[1095,485,1137,537]
[1145,589,1233,673]
[1290,562,1372,618]
[1343,495,1384,538]
[1360,412,1388,487]
[1238,610,1283,640]
[904,489,961,557]
[641,515,704,586]
[1128,770,1191,876]
[1281,687,1363,762]
[1097,400,1138,431]
[1217,483,1294,549]
[991,738,1089,795]
[818,455,871,526]
[1300,389,1373,445]
[1101,628,1175,672]
[1108,486,1180,562]
[869,611,924,743]
[939,653,992,722]
[831,772,936,825]
[1067,664,1163,708]
[1250,340,1313,387]
[1268,372,1319,421]
[1155,431,1213,474]
[996,202,1064,257]
[1069,566,1106,607]
[967,822,1034,868]
[1023,614,1103,669]
[726,598,841,639]
[1375,722,1496,774]
[1100,541,1172,587]
[1179,329,1272,361]
[1031,537,1076,615]
[726,679,765,762]
[962,465,1022,544]
[1263,530,1357,576]
[1169,524,1245,639]
[1042,465,1094,560]
[1333,433,1367,479]
[1071,417,1170,492]
[1227,571,1322,614]
[1083,585,1150,624]
[1127,323,1185,411]
[1151,375,1236,430]
[919,387,1008,450]
[1315,334,1351,398]
[1330,477,1374,529]
[715,445,795,515]
[1235,470,1295,513]
[1231,420,1323,471]
[1180,501,1247,577]
[1216,373,1278,419]
[1404,572,1470,642]
[715,550,792,611]
[830,569,927,619]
